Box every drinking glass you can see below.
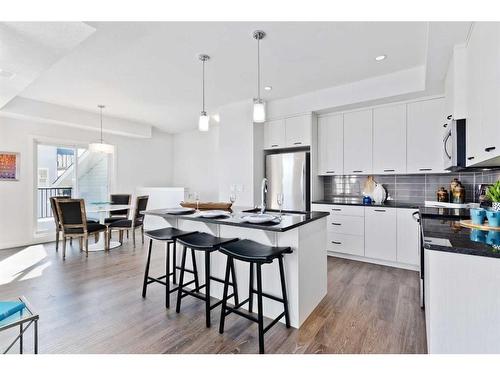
[194,192,200,211]
[277,193,284,216]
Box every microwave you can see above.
[443,119,466,171]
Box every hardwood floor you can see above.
[0,240,426,354]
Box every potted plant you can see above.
[486,180,500,212]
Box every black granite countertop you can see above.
[143,207,329,232]
[422,217,500,259]
[418,207,471,220]
[312,198,419,209]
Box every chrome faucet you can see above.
[260,177,268,214]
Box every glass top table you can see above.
[0,296,39,354]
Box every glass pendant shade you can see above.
[198,111,210,132]
[89,142,114,154]
[253,99,266,123]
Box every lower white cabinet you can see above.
[365,207,397,262]
[312,203,420,270]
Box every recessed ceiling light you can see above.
[264,86,272,91]
[375,55,387,61]
[0,68,16,79]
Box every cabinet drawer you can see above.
[328,215,364,236]
[327,233,364,256]
[325,204,365,217]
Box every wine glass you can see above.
[194,192,200,211]
[277,193,284,216]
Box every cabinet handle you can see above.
[331,222,342,226]
[293,142,302,145]
[383,169,395,172]
[485,146,496,152]
[331,241,342,245]
[271,144,279,148]
[326,171,335,174]
[352,170,363,173]
[467,156,475,160]
[374,209,386,212]
[331,208,342,212]
[443,123,448,128]
[447,115,452,120]
[419,168,432,171]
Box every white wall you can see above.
[172,125,220,201]
[0,116,174,249]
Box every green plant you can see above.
[486,180,500,203]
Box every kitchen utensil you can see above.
[362,176,376,198]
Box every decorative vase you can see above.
[372,183,387,204]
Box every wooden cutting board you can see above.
[180,201,233,211]
[460,220,500,231]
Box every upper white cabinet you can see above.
[343,110,373,175]
[263,119,285,149]
[406,98,446,174]
[373,104,407,174]
[396,209,420,266]
[466,22,500,166]
[263,114,311,150]
[317,114,343,175]
[444,45,467,121]
[285,115,312,147]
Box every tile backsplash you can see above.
[322,170,500,204]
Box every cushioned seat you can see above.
[108,219,142,228]
[65,222,107,234]
[144,227,196,241]
[104,217,126,224]
[176,232,238,251]
[219,239,292,263]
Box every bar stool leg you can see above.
[205,251,211,327]
[256,263,265,354]
[219,256,232,334]
[172,241,177,285]
[248,262,254,313]
[229,258,239,305]
[142,239,153,298]
[176,246,188,313]
[191,249,200,291]
[278,255,291,328]
[165,241,171,308]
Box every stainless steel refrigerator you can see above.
[265,151,310,211]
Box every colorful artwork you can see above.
[0,152,19,181]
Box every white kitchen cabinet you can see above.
[396,208,420,266]
[406,98,447,174]
[343,110,373,175]
[317,114,343,175]
[285,114,312,147]
[372,104,407,174]
[263,119,285,149]
[364,207,397,262]
[444,45,467,121]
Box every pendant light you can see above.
[89,105,114,154]
[252,30,266,123]
[198,54,210,132]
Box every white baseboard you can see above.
[0,233,55,251]
[327,251,419,271]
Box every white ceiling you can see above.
[2,22,470,133]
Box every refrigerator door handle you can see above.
[301,161,306,210]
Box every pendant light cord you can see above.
[257,37,261,100]
[202,59,205,113]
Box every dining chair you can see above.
[105,194,132,240]
[55,198,108,259]
[107,195,149,248]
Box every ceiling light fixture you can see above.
[89,105,114,154]
[264,86,272,91]
[252,30,266,123]
[198,54,210,132]
[375,55,387,61]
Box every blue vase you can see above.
[470,208,486,225]
[470,229,487,243]
[486,209,500,227]
[486,231,500,246]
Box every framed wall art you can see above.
[0,152,20,181]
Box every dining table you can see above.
[85,203,132,251]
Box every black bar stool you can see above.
[142,227,196,308]
[218,239,292,354]
[175,232,239,328]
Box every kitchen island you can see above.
[144,207,329,328]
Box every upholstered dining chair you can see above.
[55,198,108,259]
[50,196,98,253]
[104,193,132,240]
[107,195,149,248]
